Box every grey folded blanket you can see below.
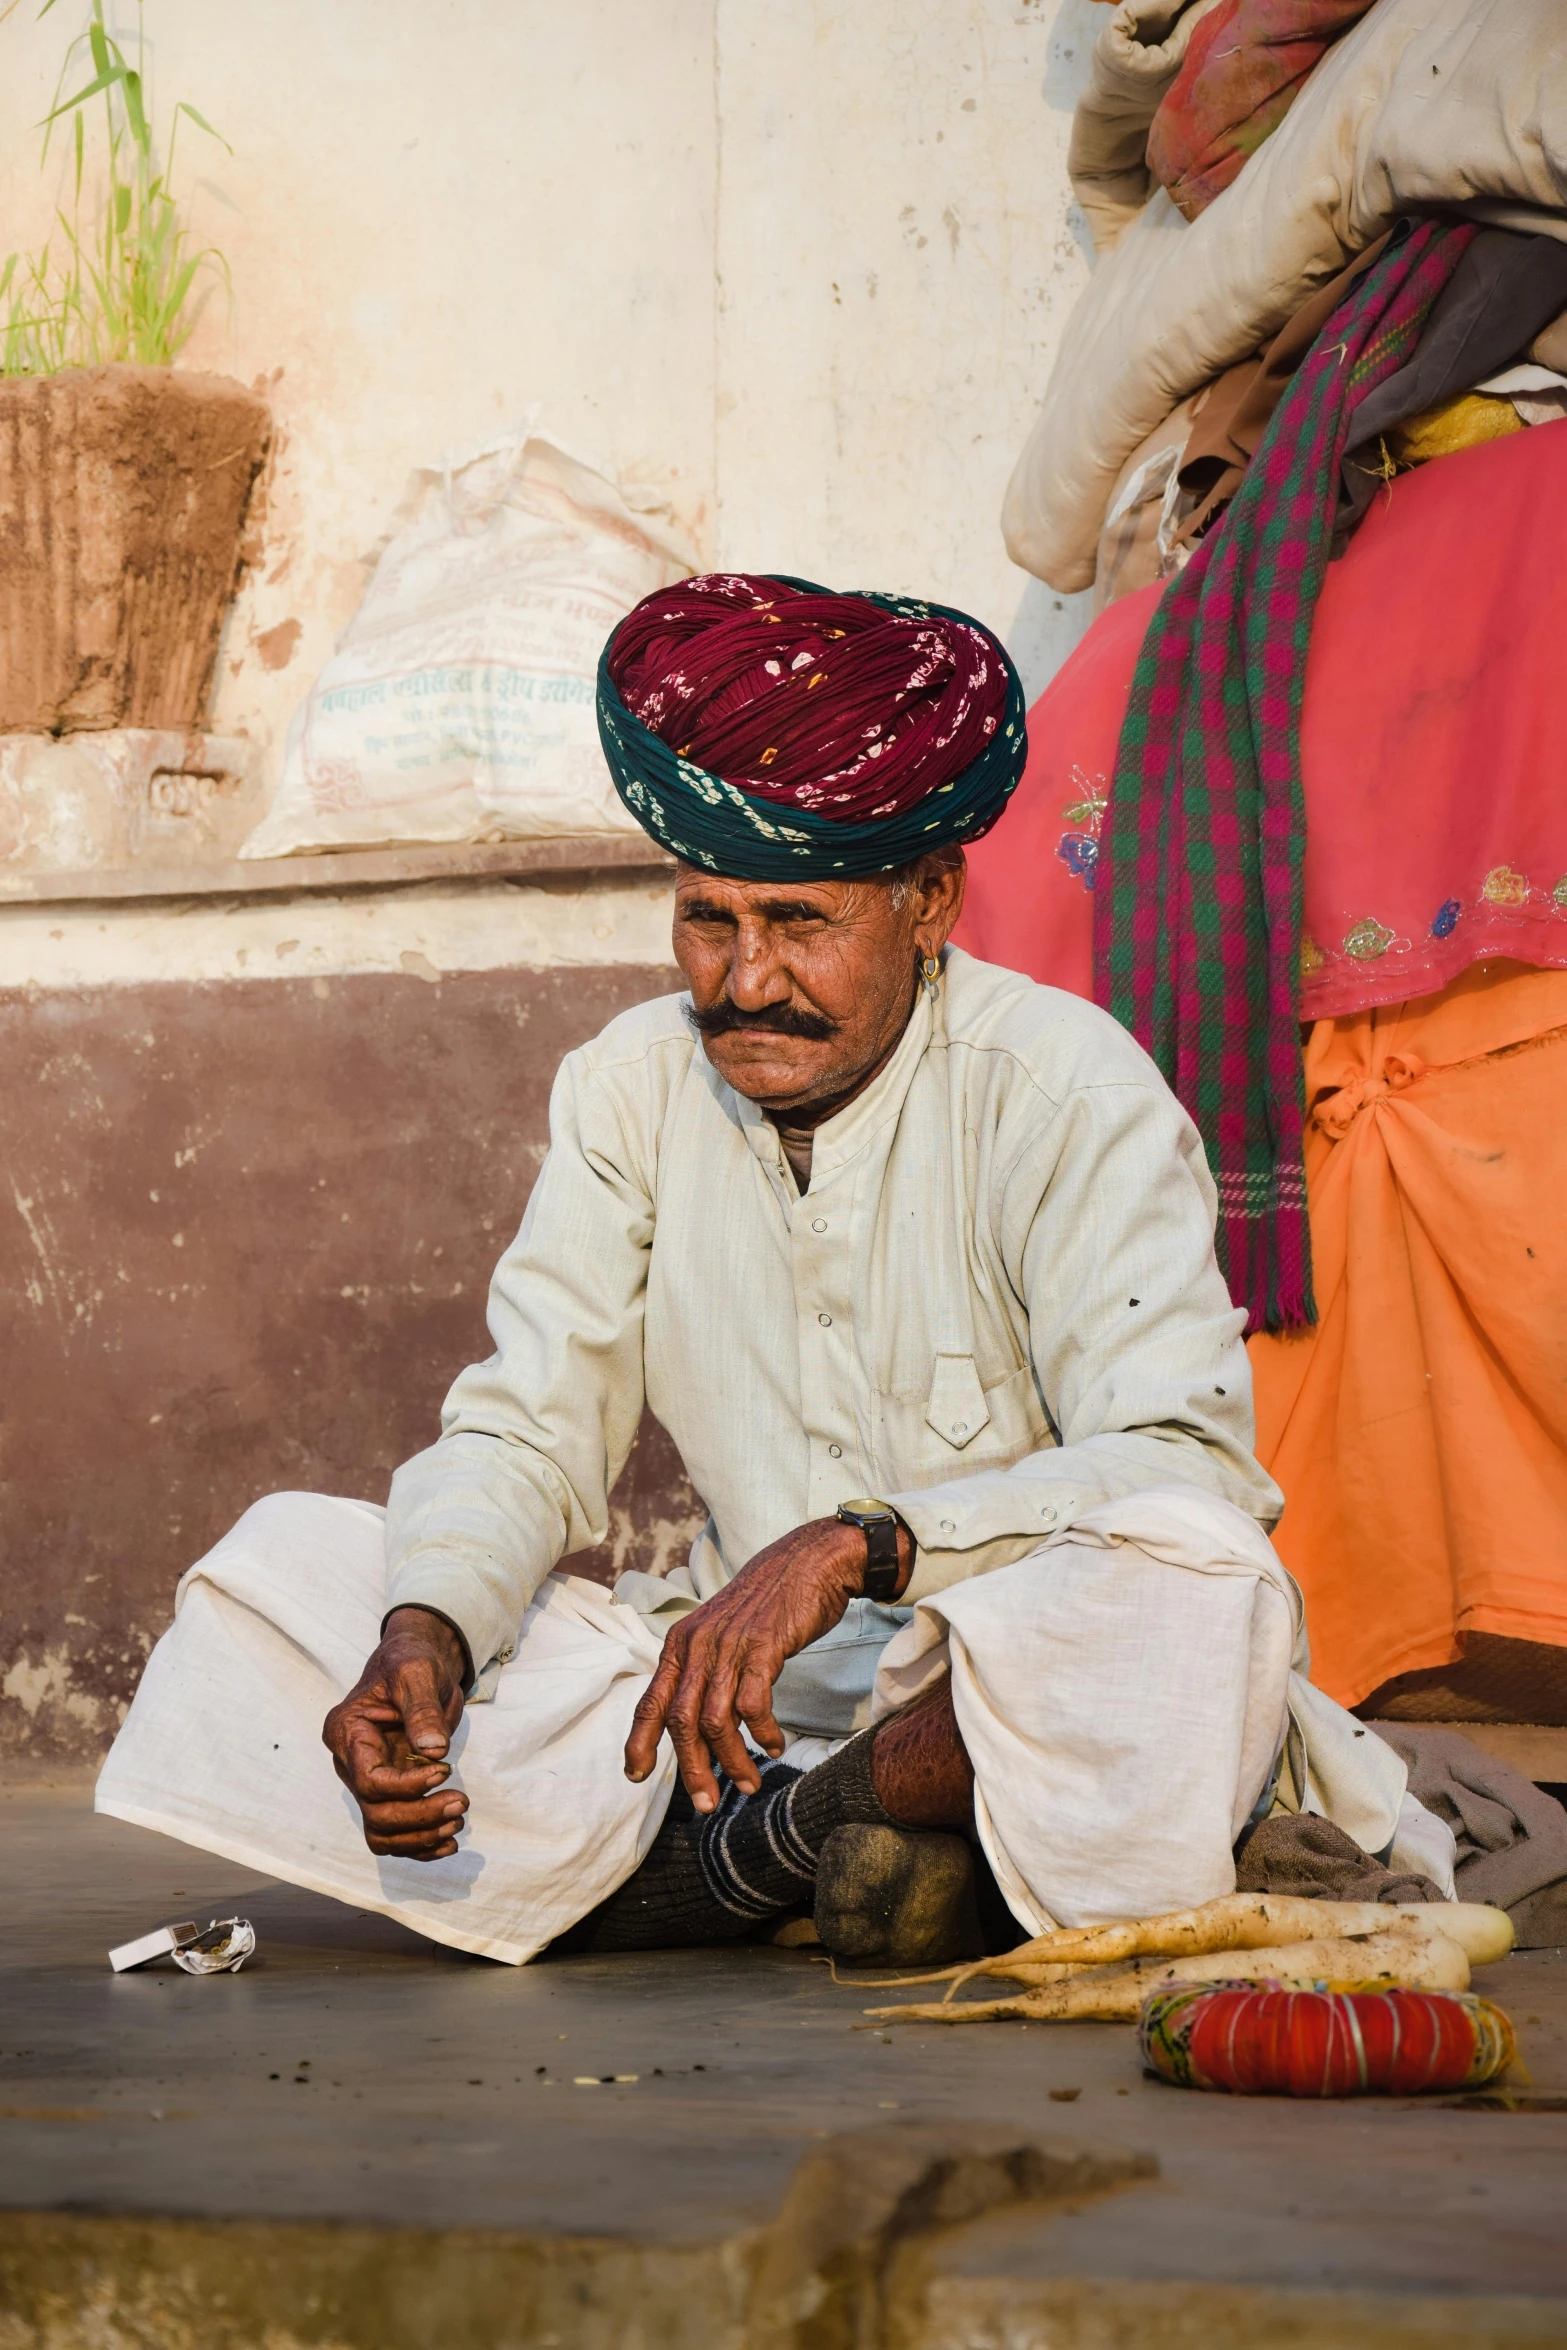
[1234,1811,1442,1906]
[1370,1724,1567,1950]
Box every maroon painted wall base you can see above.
[1,963,700,1760]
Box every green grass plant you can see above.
[1,0,229,375]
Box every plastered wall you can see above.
[0,1,1103,1755]
[0,0,1098,811]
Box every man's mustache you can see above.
[685,998,840,1042]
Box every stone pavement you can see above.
[3,1778,1566,2348]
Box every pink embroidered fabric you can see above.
[958,424,1567,1021]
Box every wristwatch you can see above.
[836,1497,906,1603]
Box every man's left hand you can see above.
[622,1515,910,1812]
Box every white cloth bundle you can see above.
[1006,0,1567,591]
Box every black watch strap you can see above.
[835,1498,905,1603]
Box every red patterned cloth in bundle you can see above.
[1146,0,1375,220]
[1140,1983,1515,2096]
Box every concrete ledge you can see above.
[0,2212,739,2350]
[4,2210,1565,2350]
[8,1798,1566,2337]
[915,2274,1567,2349]
[0,832,675,908]
[0,731,268,873]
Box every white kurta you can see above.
[97,952,1448,1959]
[382,947,1278,1719]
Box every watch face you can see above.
[840,1497,891,1521]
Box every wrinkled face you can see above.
[671,852,966,1119]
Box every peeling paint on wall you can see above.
[0,961,698,1762]
[2,1644,123,1740]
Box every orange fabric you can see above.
[1249,960,1567,1707]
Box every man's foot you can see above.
[813,1822,984,1966]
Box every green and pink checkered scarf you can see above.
[1093,218,1476,1333]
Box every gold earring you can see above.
[919,950,942,999]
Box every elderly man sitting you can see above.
[98,574,1451,1965]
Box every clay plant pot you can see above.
[0,365,271,734]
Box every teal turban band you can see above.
[596,572,1027,880]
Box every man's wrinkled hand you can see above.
[322,1607,470,1860]
[622,1516,908,1813]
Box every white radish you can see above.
[915,1894,1512,2001]
[865,1922,1473,2027]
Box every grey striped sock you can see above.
[695,1761,813,1921]
[554,1736,895,1954]
[697,1734,893,1920]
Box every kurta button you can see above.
[818,1312,832,1326]
[828,1443,842,1459]
[1040,1505,1056,1525]
[812,1217,827,1233]
[940,1518,956,1534]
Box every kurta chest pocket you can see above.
[924,1353,991,1450]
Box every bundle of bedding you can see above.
[1008,0,1567,594]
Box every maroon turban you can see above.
[607,572,1011,824]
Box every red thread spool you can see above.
[1139,1984,1514,2097]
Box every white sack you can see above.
[1005,0,1567,592]
[242,429,693,859]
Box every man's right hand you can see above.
[322,1607,470,1860]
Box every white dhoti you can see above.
[96,1482,1450,1965]
[871,1485,1451,1932]
[97,1494,678,1964]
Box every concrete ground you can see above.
[4,1777,1567,2349]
